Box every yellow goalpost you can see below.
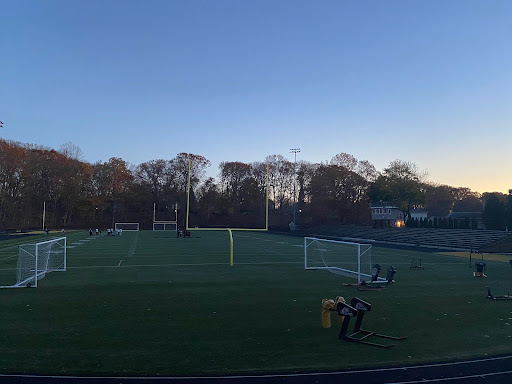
[185,157,269,266]
[153,203,178,222]
[153,202,178,232]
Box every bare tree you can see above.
[59,142,84,161]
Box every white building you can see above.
[410,208,428,221]
[370,202,404,228]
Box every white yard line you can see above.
[63,261,304,270]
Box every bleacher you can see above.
[308,225,510,252]
[479,235,512,254]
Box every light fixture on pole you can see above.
[290,148,300,229]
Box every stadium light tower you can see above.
[290,148,301,229]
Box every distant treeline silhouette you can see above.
[0,138,510,231]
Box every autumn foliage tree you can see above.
[1,138,508,231]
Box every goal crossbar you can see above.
[304,237,385,283]
[153,221,177,231]
[0,236,67,288]
[115,223,139,231]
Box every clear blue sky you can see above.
[1,0,511,193]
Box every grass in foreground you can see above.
[0,230,511,376]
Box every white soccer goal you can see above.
[115,223,139,231]
[0,237,66,288]
[153,222,177,231]
[304,237,384,283]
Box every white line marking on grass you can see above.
[0,355,510,381]
[118,260,122,267]
[0,254,17,262]
[276,241,289,244]
[70,254,162,258]
[383,370,512,384]
[127,232,139,257]
[292,244,303,247]
[65,261,304,270]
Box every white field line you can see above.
[57,261,305,270]
[127,232,139,257]
[0,355,510,381]
[0,254,17,262]
[0,235,88,262]
[64,254,471,267]
[384,370,512,384]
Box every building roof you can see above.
[370,202,398,209]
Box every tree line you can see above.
[0,138,510,231]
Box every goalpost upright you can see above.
[153,202,178,231]
[185,157,269,266]
[304,237,385,283]
[0,237,67,289]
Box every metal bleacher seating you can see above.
[310,225,510,251]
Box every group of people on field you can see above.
[88,228,123,236]
[107,228,122,236]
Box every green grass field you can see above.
[0,230,511,376]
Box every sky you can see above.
[1,0,511,194]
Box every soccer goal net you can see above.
[115,223,139,231]
[153,222,177,231]
[304,237,383,283]
[1,237,66,288]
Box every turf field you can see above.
[0,230,511,376]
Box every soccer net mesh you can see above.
[115,223,139,231]
[2,237,67,288]
[304,237,381,283]
[153,222,177,231]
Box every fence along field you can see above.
[0,229,511,376]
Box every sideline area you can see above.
[439,251,512,263]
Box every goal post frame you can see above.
[0,236,67,289]
[184,156,269,266]
[153,202,178,223]
[152,221,178,231]
[185,157,269,233]
[114,223,140,231]
[304,237,383,283]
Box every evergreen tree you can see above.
[483,194,506,230]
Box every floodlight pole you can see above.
[290,148,300,228]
